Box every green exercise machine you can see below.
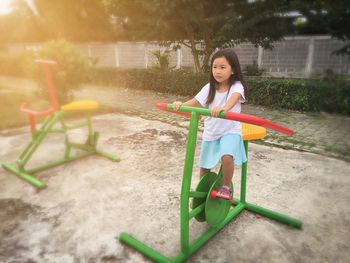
[119,102,302,263]
[2,59,120,189]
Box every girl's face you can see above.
[212,56,233,85]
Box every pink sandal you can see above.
[216,186,232,200]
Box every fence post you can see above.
[88,44,92,57]
[176,48,182,69]
[257,45,263,67]
[144,43,149,69]
[305,37,314,78]
[114,44,120,67]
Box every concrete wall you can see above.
[260,37,310,78]
[7,35,350,78]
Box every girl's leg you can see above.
[216,155,234,199]
[200,167,210,178]
[221,154,234,187]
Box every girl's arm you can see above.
[173,98,201,111]
[211,93,241,117]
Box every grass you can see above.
[324,145,350,161]
[265,132,350,161]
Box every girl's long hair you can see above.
[206,48,248,106]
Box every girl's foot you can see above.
[216,185,232,200]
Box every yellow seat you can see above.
[61,100,99,112]
[242,123,267,141]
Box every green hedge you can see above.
[1,52,349,114]
[90,68,350,115]
[90,67,208,96]
[248,77,350,114]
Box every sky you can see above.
[0,0,12,15]
[0,0,38,16]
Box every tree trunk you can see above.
[201,48,211,73]
[188,37,201,73]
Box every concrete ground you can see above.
[0,79,350,262]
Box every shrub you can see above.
[90,68,350,114]
[0,41,93,105]
[245,61,264,76]
[150,49,174,70]
[248,77,350,114]
[38,40,92,104]
[90,67,208,96]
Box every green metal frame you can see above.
[119,105,302,263]
[2,110,120,189]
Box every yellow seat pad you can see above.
[61,100,99,112]
[242,123,267,141]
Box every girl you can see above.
[173,48,247,200]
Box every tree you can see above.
[0,0,113,43]
[0,0,46,43]
[291,0,350,58]
[102,0,295,72]
[34,0,113,41]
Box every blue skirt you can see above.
[199,133,247,169]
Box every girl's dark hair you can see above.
[206,48,248,106]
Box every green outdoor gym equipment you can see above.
[119,102,302,263]
[1,59,120,189]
